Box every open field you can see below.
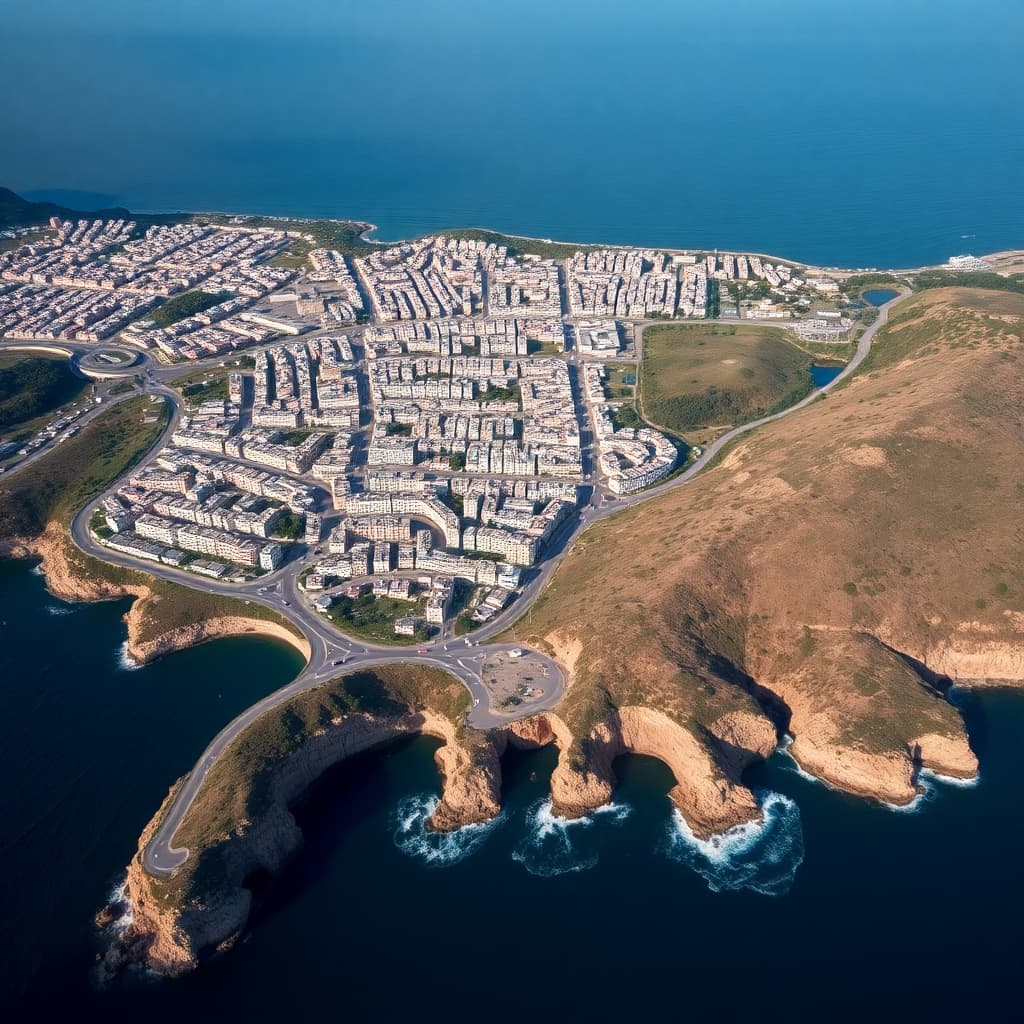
[513,287,1023,797]
[640,323,813,434]
[0,354,89,435]
[0,395,168,537]
[325,593,429,644]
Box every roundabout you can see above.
[74,346,141,379]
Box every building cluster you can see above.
[253,336,360,429]
[0,217,295,350]
[568,249,679,318]
[354,236,487,322]
[363,315,564,359]
[487,255,562,317]
[355,235,565,323]
[365,353,581,481]
[790,313,855,341]
[306,248,365,323]
[574,319,622,357]
[583,363,676,494]
[95,445,324,576]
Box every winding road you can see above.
[6,290,907,875]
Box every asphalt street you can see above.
[4,290,907,875]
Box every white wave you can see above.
[102,879,133,935]
[31,562,45,576]
[46,603,75,616]
[775,734,830,789]
[884,765,980,814]
[117,640,141,672]
[920,767,979,789]
[512,798,630,878]
[661,790,804,896]
[392,794,503,866]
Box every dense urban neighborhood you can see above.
[1,215,922,640]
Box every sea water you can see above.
[3,0,1023,268]
[2,553,1024,1020]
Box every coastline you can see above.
[1,523,311,668]
[9,187,1020,275]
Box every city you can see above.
[0,218,916,643]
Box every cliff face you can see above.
[518,288,1023,811]
[108,709,502,979]
[526,707,776,836]
[110,695,779,979]
[5,522,310,665]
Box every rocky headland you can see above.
[2,522,310,665]
[101,685,781,979]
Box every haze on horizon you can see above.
[2,0,1022,266]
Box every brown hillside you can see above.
[518,287,1024,810]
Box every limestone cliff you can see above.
[104,708,501,979]
[105,693,780,979]
[3,522,310,665]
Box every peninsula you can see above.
[1,189,1022,979]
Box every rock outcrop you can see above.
[105,709,502,979]
[4,522,310,665]
[106,695,780,979]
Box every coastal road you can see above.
[62,292,908,875]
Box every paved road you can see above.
[48,291,907,875]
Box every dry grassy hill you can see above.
[515,287,1024,816]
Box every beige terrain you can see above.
[90,286,1024,977]
[516,287,1023,812]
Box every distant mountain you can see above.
[0,186,132,228]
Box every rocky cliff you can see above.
[102,706,502,979]
[3,522,311,665]
[104,687,780,979]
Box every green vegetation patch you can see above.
[640,323,813,434]
[0,395,169,537]
[151,664,472,908]
[181,377,228,404]
[272,511,304,540]
[481,383,521,406]
[149,290,227,328]
[862,287,1024,375]
[912,271,1024,296]
[0,356,88,431]
[326,593,429,644]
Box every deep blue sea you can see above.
[3,4,1024,1019]
[2,0,1023,268]
[1,558,1023,1021]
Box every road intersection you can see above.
[5,290,907,875]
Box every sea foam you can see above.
[45,603,75,616]
[661,790,804,896]
[104,880,133,936]
[392,794,503,866]
[512,799,630,878]
[775,734,831,789]
[884,766,980,814]
[116,640,141,672]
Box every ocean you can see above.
[1,556,1022,1021]
[3,3,1024,1018]
[3,0,1023,268]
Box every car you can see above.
[332,658,346,666]
[283,600,291,606]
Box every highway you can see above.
[8,291,907,875]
